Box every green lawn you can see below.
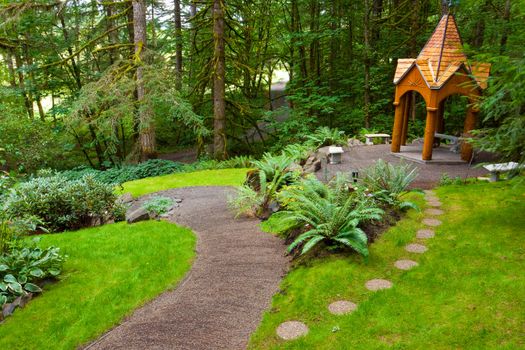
[0,221,196,350]
[249,180,525,349]
[119,168,249,197]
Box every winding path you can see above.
[87,187,289,350]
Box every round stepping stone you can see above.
[394,259,419,270]
[427,200,442,207]
[423,218,442,227]
[425,196,439,202]
[417,229,435,239]
[425,208,444,216]
[423,190,435,195]
[276,321,309,340]
[365,279,393,291]
[328,300,357,315]
[405,243,428,253]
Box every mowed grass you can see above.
[0,221,196,350]
[119,168,249,197]
[249,180,525,349]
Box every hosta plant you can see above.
[0,239,65,306]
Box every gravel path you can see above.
[87,186,289,350]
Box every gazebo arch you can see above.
[390,14,491,161]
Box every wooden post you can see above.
[422,106,438,160]
[461,107,478,161]
[391,92,406,153]
[400,93,410,145]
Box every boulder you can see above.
[118,193,134,204]
[126,207,150,224]
[303,159,321,174]
[347,138,364,147]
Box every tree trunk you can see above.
[500,0,511,54]
[174,0,183,90]
[13,51,34,119]
[212,0,227,160]
[363,0,371,128]
[441,0,449,15]
[133,0,157,161]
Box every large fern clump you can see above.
[276,175,383,256]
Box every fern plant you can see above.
[230,153,299,218]
[304,127,347,148]
[277,176,383,256]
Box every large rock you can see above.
[303,160,321,174]
[118,193,134,205]
[347,138,364,147]
[126,207,150,224]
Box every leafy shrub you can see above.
[0,238,65,306]
[142,196,174,216]
[362,160,418,210]
[305,126,347,148]
[3,175,124,232]
[276,176,383,256]
[439,173,464,186]
[0,171,17,197]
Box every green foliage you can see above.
[439,173,464,186]
[362,160,418,210]
[3,175,124,232]
[230,153,299,218]
[276,176,383,256]
[0,117,74,173]
[304,127,347,148]
[471,55,525,166]
[0,238,65,306]
[142,196,174,217]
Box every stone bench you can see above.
[434,132,461,153]
[483,162,523,182]
[364,133,391,145]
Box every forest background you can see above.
[0,0,523,172]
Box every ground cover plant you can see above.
[249,179,525,349]
[120,168,249,197]
[0,221,196,350]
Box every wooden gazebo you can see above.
[390,14,491,161]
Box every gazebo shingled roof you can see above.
[390,14,491,162]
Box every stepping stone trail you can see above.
[417,229,435,239]
[405,243,427,253]
[394,259,419,270]
[365,279,393,291]
[276,321,309,340]
[328,300,357,315]
[423,218,442,227]
[425,208,444,216]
